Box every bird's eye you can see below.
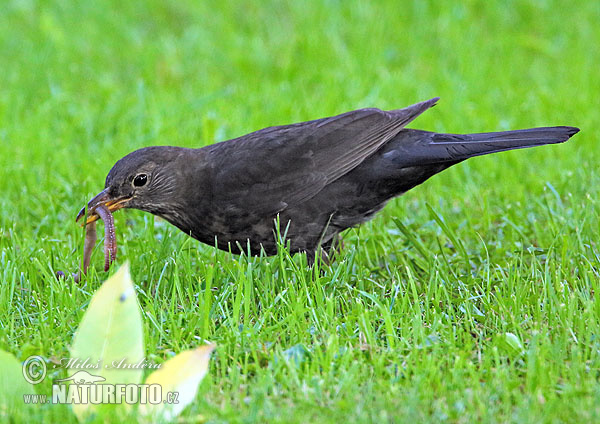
[133,174,148,187]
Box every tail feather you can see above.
[391,126,579,167]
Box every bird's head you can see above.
[77,146,189,225]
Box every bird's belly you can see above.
[168,205,337,256]
[167,178,395,256]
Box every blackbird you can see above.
[78,97,578,263]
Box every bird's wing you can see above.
[208,97,439,216]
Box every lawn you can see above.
[1,0,599,422]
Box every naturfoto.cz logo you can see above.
[21,355,179,406]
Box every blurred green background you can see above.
[0,0,596,226]
[1,0,599,422]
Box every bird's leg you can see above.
[326,234,345,263]
[309,233,344,267]
[306,248,328,268]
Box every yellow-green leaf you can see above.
[69,262,144,420]
[139,344,215,422]
[0,350,35,419]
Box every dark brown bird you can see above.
[78,97,578,263]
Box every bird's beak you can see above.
[76,188,132,225]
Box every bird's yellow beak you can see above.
[76,189,131,225]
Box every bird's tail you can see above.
[391,126,579,167]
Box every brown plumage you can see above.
[77,97,579,265]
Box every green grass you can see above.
[1,0,599,422]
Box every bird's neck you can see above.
[155,148,215,238]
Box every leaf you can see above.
[495,332,525,357]
[69,262,144,421]
[0,350,36,418]
[503,332,524,353]
[282,344,310,365]
[138,344,215,422]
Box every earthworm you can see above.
[70,221,98,283]
[56,203,117,281]
[95,204,116,272]
[81,220,98,274]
